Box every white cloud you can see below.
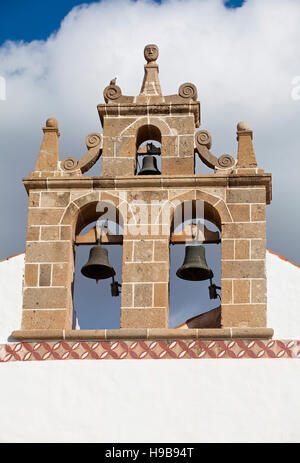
[0,0,300,263]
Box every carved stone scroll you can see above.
[103,84,122,103]
[61,133,103,174]
[195,130,236,170]
[178,82,198,101]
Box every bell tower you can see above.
[12,44,273,341]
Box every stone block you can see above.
[28,208,64,226]
[179,135,194,157]
[251,239,266,259]
[154,240,169,261]
[227,188,266,204]
[222,260,265,278]
[221,304,266,327]
[40,191,70,207]
[251,279,267,303]
[41,226,60,241]
[222,222,265,239]
[122,241,133,262]
[24,264,38,287]
[251,204,266,221]
[134,283,153,307]
[115,136,136,157]
[102,158,135,177]
[235,240,250,259]
[52,263,69,287]
[29,192,40,207]
[39,264,51,286]
[103,117,136,136]
[121,308,167,328]
[123,262,168,282]
[164,116,195,133]
[60,225,72,241]
[153,283,168,307]
[162,157,194,175]
[222,240,234,260]
[221,279,232,304]
[162,136,178,157]
[26,241,71,263]
[21,309,68,330]
[228,204,250,222]
[133,240,153,261]
[27,226,40,241]
[233,279,250,303]
[23,287,68,309]
[121,283,133,308]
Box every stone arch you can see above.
[60,191,124,237]
[121,116,173,140]
[157,189,232,232]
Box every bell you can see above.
[81,243,116,281]
[138,155,161,175]
[176,244,214,281]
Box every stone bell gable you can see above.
[12,44,272,341]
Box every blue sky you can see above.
[0,0,246,45]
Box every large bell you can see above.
[176,244,214,281]
[138,155,161,175]
[81,243,116,280]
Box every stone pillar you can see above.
[221,186,267,327]
[22,190,74,330]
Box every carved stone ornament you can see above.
[178,82,198,101]
[61,133,103,173]
[195,130,235,170]
[144,44,159,63]
[103,84,122,103]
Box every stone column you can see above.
[221,186,267,327]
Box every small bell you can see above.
[176,244,214,281]
[81,243,116,281]
[138,155,161,175]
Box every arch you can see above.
[156,190,232,232]
[120,116,173,140]
[136,124,161,148]
[60,191,124,237]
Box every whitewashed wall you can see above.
[0,251,300,443]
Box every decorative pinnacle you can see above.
[237,121,250,131]
[144,44,159,64]
[46,117,58,128]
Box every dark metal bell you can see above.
[81,243,116,280]
[138,155,161,175]
[176,244,214,281]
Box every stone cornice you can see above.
[23,173,272,203]
[97,101,201,127]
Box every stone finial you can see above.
[34,118,60,173]
[237,121,250,131]
[236,121,257,168]
[46,117,58,128]
[140,44,162,96]
[144,44,159,64]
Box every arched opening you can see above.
[73,201,123,330]
[169,199,221,328]
[135,124,162,175]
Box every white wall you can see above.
[0,250,299,342]
[0,252,300,443]
[0,359,300,443]
[267,251,300,338]
[0,253,23,342]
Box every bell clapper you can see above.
[111,276,122,297]
[208,278,221,300]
